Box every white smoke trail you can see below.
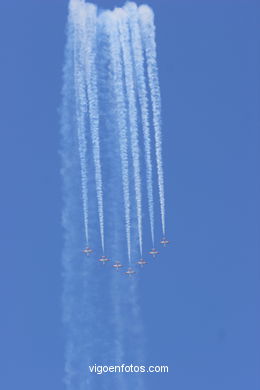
[82,3,105,252]
[63,2,94,389]
[63,3,163,390]
[124,2,155,246]
[70,0,89,245]
[61,7,76,388]
[116,8,143,256]
[138,5,166,237]
[102,10,132,263]
[62,3,93,389]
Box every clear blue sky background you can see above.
[0,1,259,389]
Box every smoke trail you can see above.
[70,0,89,245]
[139,5,166,237]
[62,3,164,390]
[124,2,155,246]
[61,7,76,387]
[62,3,95,389]
[116,8,143,256]
[102,11,132,263]
[82,3,105,252]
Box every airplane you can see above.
[82,247,93,256]
[98,255,110,264]
[136,258,148,267]
[160,237,169,247]
[124,267,136,276]
[112,261,123,271]
[149,248,159,258]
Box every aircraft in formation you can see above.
[136,258,148,267]
[112,261,123,271]
[124,268,136,276]
[82,247,93,256]
[149,248,159,258]
[160,237,170,247]
[98,255,110,264]
[82,237,169,275]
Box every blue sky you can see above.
[0,1,259,389]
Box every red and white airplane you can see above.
[125,267,136,276]
[160,237,169,247]
[149,248,159,258]
[98,255,110,264]
[82,247,93,256]
[136,259,148,267]
[112,261,123,271]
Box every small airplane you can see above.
[125,267,136,276]
[98,255,110,264]
[112,261,123,271]
[149,248,159,258]
[82,247,93,256]
[160,237,169,247]
[136,258,148,267]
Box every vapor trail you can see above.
[71,0,89,245]
[125,2,155,246]
[61,6,76,387]
[139,5,166,237]
[82,3,105,252]
[102,11,132,263]
[116,8,143,256]
[62,2,94,388]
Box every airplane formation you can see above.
[82,237,169,277]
